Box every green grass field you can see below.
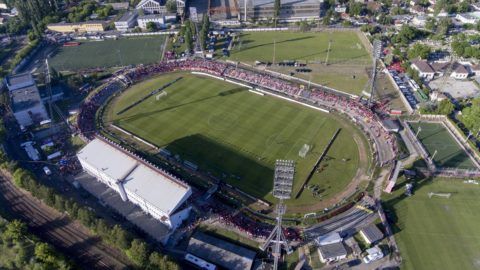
[384,177,480,270]
[49,37,165,71]
[225,31,371,95]
[104,72,362,205]
[409,122,476,169]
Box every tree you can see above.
[4,220,27,241]
[274,0,281,21]
[146,22,157,32]
[127,239,149,266]
[461,98,480,134]
[166,0,177,13]
[349,2,365,16]
[425,17,436,32]
[436,99,455,115]
[34,242,57,264]
[407,43,432,59]
[148,252,180,270]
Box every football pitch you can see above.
[104,72,363,205]
[384,177,480,270]
[226,31,372,95]
[49,36,165,71]
[409,122,476,169]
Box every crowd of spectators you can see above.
[199,203,301,242]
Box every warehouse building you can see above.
[77,137,192,230]
[238,0,322,22]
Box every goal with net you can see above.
[298,144,311,158]
[156,91,167,100]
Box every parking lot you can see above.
[388,70,419,110]
[428,76,480,99]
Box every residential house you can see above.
[411,59,435,81]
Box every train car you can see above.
[184,253,217,270]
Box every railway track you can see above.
[0,175,131,270]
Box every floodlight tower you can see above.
[261,160,295,270]
[368,39,382,106]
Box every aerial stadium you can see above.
[76,58,397,215]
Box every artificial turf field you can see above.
[49,36,165,71]
[104,72,361,205]
[384,177,480,270]
[409,122,476,169]
[225,31,372,95]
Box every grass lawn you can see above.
[104,72,361,205]
[383,177,480,270]
[409,122,476,169]
[49,36,165,71]
[198,224,259,250]
[223,31,371,95]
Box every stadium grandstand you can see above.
[77,137,192,230]
[238,0,322,22]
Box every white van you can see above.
[43,166,52,176]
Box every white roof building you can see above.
[315,232,343,246]
[77,138,192,229]
[456,12,480,25]
[136,0,184,14]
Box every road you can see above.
[0,173,131,270]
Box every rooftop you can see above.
[250,0,322,8]
[360,224,384,243]
[453,63,469,74]
[187,232,257,270]
[318,242,347,260]
[316,232,342,246]
[10,85,43,112]
[77,138,191,215]
[117,10,138,22]
[411,59,434,74]
[5,73,35,89]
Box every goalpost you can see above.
[298,144,311,158]
[156,91,167,100]
[428,192,451,199]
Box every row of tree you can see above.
[0,218,73,269]
[199,14,210,51]
[4,0,60,36]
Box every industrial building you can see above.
[47,21,106,33]
[238,0,322,22]
[77,137,192,230]
[187,232,257,270]
[136,0,185,14]
[5,73,49,127]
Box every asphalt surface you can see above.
[0,173,131,270]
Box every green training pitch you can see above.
[49,37,165,71]
[384,177,480,270]
[409,122,476,169]
[104,72,362,205]
[225,31,372,95]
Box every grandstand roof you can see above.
[77,138,191,215]
[187,232,256,270]
[5,73,35,90]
